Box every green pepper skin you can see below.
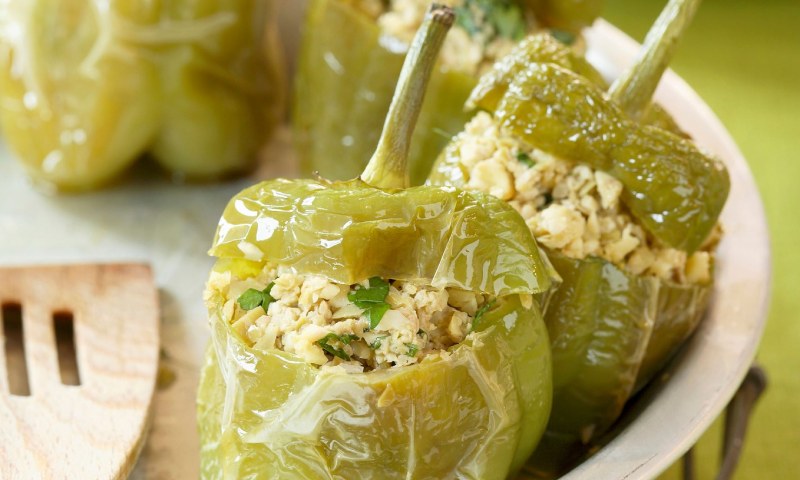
[293,0,475,186]
[211,178,552,296]
[471,61,729,253]
[199,281,552,479]
[468,33,688,140]
[634,277,711,392]
[468,33,606,110]
[541,251,656,440]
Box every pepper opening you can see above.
[206,264,500,372]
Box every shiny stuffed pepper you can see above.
[293,0,604,186]
[427,0,729,474]
[0,0,283,191]
[198,7,553,479]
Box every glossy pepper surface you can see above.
[210,179,551,294]
[0,0,283,191]
[199,8,553,478]
[428,0,725,471]
[293,0,604,186]
[468,58,729,254]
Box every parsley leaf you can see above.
[315,333,351,361]
[348,277,391,329]
[405,343,419,357]
[369,336,387,350]
[516,152,535,167]
[492,4,526,40]
[454,0,526,41]
[471,299,496,331]
[236,282,276,311]
[455,6,481,36]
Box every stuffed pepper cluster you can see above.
[199,0,729,478]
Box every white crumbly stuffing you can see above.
[452,112,721,285]
[344,0,527,76]
[205,267,490,372]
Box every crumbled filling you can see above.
[205,266,492,372]
[450,112,721,285]
[344,0,533,76]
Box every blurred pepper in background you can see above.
[0,0,284,191]
[293,0,604,186]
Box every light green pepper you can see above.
[199,8,553,478]
[429,0,726,476]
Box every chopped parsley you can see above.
[471,299,496,331]
[516,151,535,167]
[348,277,391,329]
[315,333,352,361]
[369,336,387,350]
[339,334,359,345]
[454,0,526,42]
[405,343,419,357]
[236,282,276,311]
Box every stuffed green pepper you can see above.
[199,7,553,478]
[428,0,728,474]
[0,0,283,191]
[293,0,604,186]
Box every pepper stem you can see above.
[608,0,702,119]
[360,4,454,189]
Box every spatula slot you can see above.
[53,311,81,386]
[1,303,31,396]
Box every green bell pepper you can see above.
[431,137,660,473]
[429,0,726,475]
[199,7,554,478]
[293,0,604,186]
[0,0,283,191]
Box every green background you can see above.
[604,0,800,478]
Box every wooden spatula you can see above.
[0,264,159,479]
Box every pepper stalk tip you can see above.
[360,4,455,189]
[609,0,703,119]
